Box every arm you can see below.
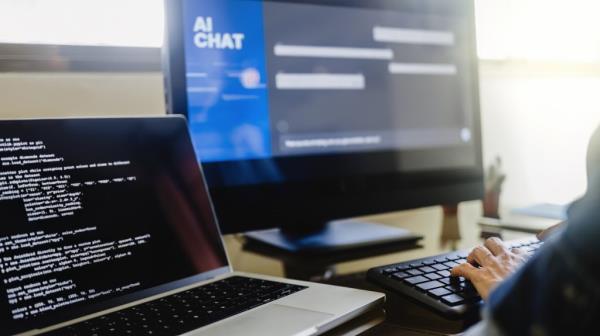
[456,228,600,335]
[457,125,600,334]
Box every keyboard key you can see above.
[456,259,467,264]
[425,273,442,280]
[432,264,448,271]
[409,263,423,268]
[396,265,410,271]
[407,269,423,276]
[418,266,436,273]
[428,287,452,298]
[434,257,449,263]
[438,270,451,277]
[441,294,465,306]
[447,281,466,292]
[445,285,459,292]
[439,278,451,285]
[392,272,410,280]
[383,267,397,274]
[422,260,435,266]
[404,276,429,285]
[416,281,444,291]
[444,261,460,268]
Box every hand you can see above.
[451,237,528,300]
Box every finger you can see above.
[451,262,479,280]
[484,237,508,256]
[467,246,496,267]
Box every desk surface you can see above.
[222,201,533,335]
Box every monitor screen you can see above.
[165,0,483,233]
[0,118,228,334]
[179,0,479,187]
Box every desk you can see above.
[223,201,534,335]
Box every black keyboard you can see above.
[367,238,542,318]
[44,276,306,336]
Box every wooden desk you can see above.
[222,201,534,335]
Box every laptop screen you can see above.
[0,117,229,334]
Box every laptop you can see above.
[0,116,384,336]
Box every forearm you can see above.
[485,230,600,335]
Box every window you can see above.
[0,0,163,47]
[0,0,599,64]
[475,0,600,62]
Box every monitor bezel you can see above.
[163,0,485,234]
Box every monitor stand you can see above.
[244,220,421,254]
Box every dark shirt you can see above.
[486,126,600,335]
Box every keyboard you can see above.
[44,276,307,336]
[367,238,542,318]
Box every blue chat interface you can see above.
[182,0,476,164]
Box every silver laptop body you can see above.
[0,117,384,336]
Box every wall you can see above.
[0,66,598,209]
[479,63,600,207]
[0,72,164,118]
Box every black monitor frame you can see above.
[163,0,484,235]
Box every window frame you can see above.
[0,43,161,72]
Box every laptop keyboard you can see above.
[43,276,307,336]
[367,238,542,318]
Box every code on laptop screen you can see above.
[0,118,228,334]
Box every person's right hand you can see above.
[451,237,528,300]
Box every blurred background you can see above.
[0,0,598,209]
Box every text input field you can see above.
[274,44,393,60]
[276,73,366,90]
[388,63,457,75]
[373,26,455,46]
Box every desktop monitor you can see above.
[163,0,483,250]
